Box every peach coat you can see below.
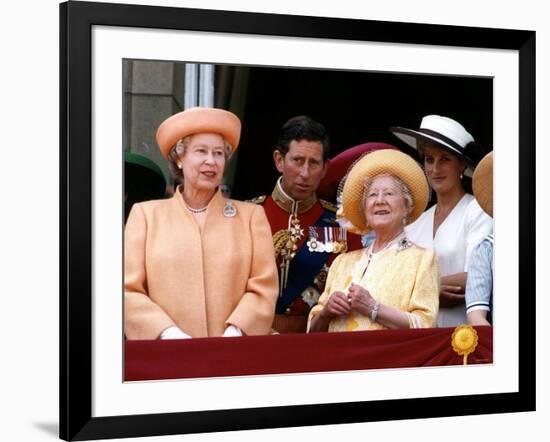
[124,188,278,339]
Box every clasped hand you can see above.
[321,283,376,319]
[440,284,465,308]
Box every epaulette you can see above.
[320,199,337,213]
[246,195,267,205]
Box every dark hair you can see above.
[275,115,330,162]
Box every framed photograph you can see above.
[60,0,535,440]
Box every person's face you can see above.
[364,175,409,234]
[178,133,226,193]
[274,139,327,201]
[421,144,465,195]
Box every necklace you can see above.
[358,231,406,282]
[368,231,406,256]
[184,203,207,214]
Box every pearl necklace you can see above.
[184,203,207,214]
[358,231,406,282]
[367,231,406,258]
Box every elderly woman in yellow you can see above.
[124,107,278,340]
[308,150,439,332]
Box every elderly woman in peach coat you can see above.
[124,107,278,339]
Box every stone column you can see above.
[123,59,186,187]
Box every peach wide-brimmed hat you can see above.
[156,107,241,159]
[472,151,493,217]
[342,149,429,233]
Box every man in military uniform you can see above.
[250,116,362,333]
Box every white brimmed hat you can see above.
[390,115,483,176]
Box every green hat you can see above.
[125,151,165,180]
[124,151,167,219]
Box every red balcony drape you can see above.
[125,326,492,381]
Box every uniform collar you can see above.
[271,177,317,214]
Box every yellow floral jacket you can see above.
[308,244,440,331]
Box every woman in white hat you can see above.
[124,107,278,339]
[391,115,493,327]
[307,150,439,333]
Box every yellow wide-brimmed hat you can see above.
[156,107,241,159]
[472,151,493,217]
[342,149,429,233]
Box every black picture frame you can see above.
[60,1,536,440]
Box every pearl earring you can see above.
[178,164,182,169]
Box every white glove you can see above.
[159,326,191,340]
[222,325,243,337]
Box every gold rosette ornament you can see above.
[451,325,479,365]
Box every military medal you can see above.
[333,227,340,252]
[316,241,325,253]
[307,227,320,252]
[316,228,325,253]
[341,242,348,253]
[289,216,304,240]
[333,227,346,254]
[323,227,333,253]
[223,200,237,217]
[333,229,342,254]
[339,227,348,253]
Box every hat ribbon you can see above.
[418,128,467,155]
